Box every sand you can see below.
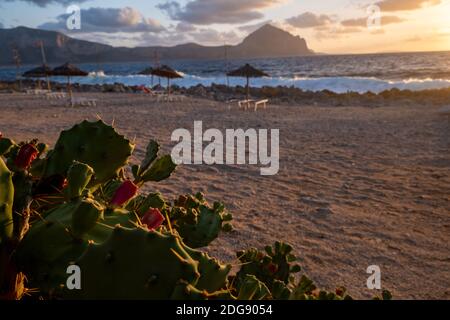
[0,92,449,299]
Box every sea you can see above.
[1,51,449,94]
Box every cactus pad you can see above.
[0,158,14,243]
[184,246,231,293]
[43,120,134,185]
[68,227,200,299]
[171,194,233,248]
[65,161,94,200]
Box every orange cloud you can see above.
[375,0,441,11]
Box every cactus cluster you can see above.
[169,193,233,248]
[0,120,391,300]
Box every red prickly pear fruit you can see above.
[141,208,165,230]
[267,263,278,274]
[335,287,345,297]
[110,180,138,207]
[15,143,38,170]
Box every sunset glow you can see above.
[0,0,449,53]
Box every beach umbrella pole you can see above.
[246,76,250,102]
[168,78,170,99]
[46,75,51,91]
[68,76,73,107]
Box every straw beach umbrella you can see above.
[52,62,88,100]
[227,64,269,101]
[150,65,183,98]
[22,64,53,90]
[138,67,155,87]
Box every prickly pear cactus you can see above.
[183,246,231,293]
[11,171,33,241]
[0,138,15,157]
[71,198,104,237]
[14,198,137,294]
[14,212,89,295]
[170,193,233,248]
[235,241,301,291]
[138,155,176,183]
[170,281,234,300]
[65,161,94,200]
[288,275,354,300]
[43,120,134,186]
[131,139,176,184]
[373,289,392,300]
[0,158,14,243]
[136,192,167,215]
[66,227,201,300]
[237,275,270,300]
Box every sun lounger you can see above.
[69,97,98,107]
[171,94,186,102]
[156,94,186,102]
[238,99,269,111]
[254,99,269,111]
[45,92,67,100]
[26,89,51,95]
[238,99,255,110]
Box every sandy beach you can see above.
[0,92,449,299]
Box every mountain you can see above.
[0,24,313,65]
[232,24,312,58]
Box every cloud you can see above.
[334,27,363,34]
[341,15,404,27]
[238,20,272,33]
[73,32,141,47]
[175,22,197,32]
[3,0,90,7]
[374,0,441,11]
[406,35,422,42]
[136,27,240,47]
[285,12,332,28]
[191,28,240,45]
[38,7,165,33]
[314,25,362,40]
[136,32,188,47]
[157,0,282,25]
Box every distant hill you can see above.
[0,24,314,65]
[232,24,312,58]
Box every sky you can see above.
[0,0,449,54]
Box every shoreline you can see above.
[1,80,449,108]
